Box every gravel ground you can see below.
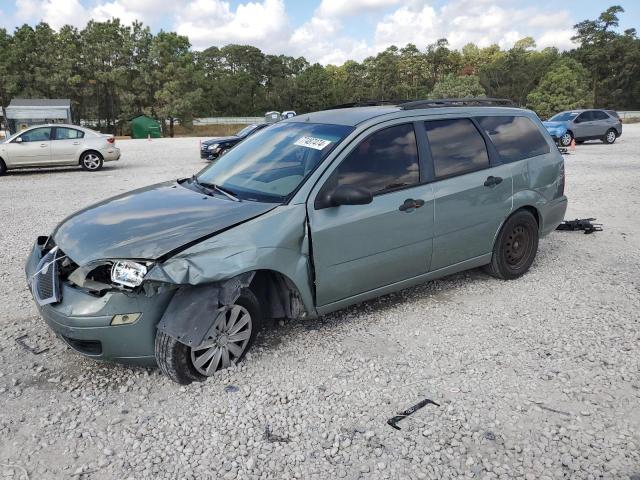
[1,128,639,479]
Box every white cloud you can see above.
[174,0,289,50]
[373,0,575,53]
[316,0,401,18]
[537,29,576,50]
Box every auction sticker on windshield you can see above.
[294,136,332,150]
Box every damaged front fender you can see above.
[147,204,317,346]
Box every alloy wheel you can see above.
[190,305,252,376]
[560,133,572,147]
[606,131,616,143]
[83,153,102,170]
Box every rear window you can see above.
[477,116,550,163]
[425,119,489,178]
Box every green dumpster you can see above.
[130,115,162,139]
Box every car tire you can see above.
[155,288,262,385]
[484,210,539,280]
[603,129,617,144]
[80,151,104,171]
[559,131,573,147]
[0,158,6,176]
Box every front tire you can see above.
[0,159,6,176]
[559,131,573,147]
[155,288,262,385]
[80,152,104,171]
[485,210,539,280]
[603,129,617,144]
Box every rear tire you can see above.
[485,210,539,280]
[80,151,104,171]
[155,288,262,385]
[603,129,617,144]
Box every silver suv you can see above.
[546,109,622,146]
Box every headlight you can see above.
[111,261,148,288]
[207,143,219,151]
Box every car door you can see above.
[591,110,614,137]
[308,122,434,307]
[50,127,85,164]
[5,127,52,166]
[425,118,513,271]
[572,111,595,138]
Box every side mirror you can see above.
[15,137,23,143]
[330,185,373,207]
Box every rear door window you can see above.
[328,123,420,194]
[424,119,489,178]
[592,111,609,121]
[477,116,550,163]
[54,128,85,140]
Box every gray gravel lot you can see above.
[1,128,639,479]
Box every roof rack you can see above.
[323,99,412,110]
[400,98,515,109]
[322,97,516,111]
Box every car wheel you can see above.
[603,129,617,144]
[80,152,104,171]
[155,288,262,385]
[0,158,6,176]
[485,210,539,280]
[559,131,573,147]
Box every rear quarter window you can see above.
[477,116,550,163]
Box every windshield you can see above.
[197,122,354,203]
[549,112,579,122]
[236,124,259,137]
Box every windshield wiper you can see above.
[193,176,240,202]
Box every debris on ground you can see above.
[387,398,440,430]
[556,218,603,234]
[264,425,290,443]
[15,334,49,355]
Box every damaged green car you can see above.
[26,99,567,384]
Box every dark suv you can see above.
[200,123,268,160]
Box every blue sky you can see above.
[0,0,637,64]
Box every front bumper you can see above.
[25,240,174,366]
[200,145,221,160]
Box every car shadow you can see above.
[4,166,117,176]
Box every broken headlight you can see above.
[111,261,148,288]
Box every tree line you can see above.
[0,5,637,135]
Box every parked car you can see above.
[0,124,119,175]
[543,109,622,147]
[281,110,297,119]
[200,123,268,161]
[26,99,567,384]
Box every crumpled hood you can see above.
[542,121,567,133]
[53,181,276,265]
[201,135,239,145]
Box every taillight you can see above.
[107,137,115,144]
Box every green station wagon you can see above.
[26,99,567,384]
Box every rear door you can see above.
[50,127,85,164]
[5,127,52,167]
[426,118,513,271]
[308,122,434,306]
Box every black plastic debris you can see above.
[264,425,289,443]
[224,385,239,393]
[484,431,496,441]
[387,398,440,430]
[556,218,603,234]
[15,334,49,355]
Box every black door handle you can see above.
[484,176,503,187]
[399,198,425,212]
